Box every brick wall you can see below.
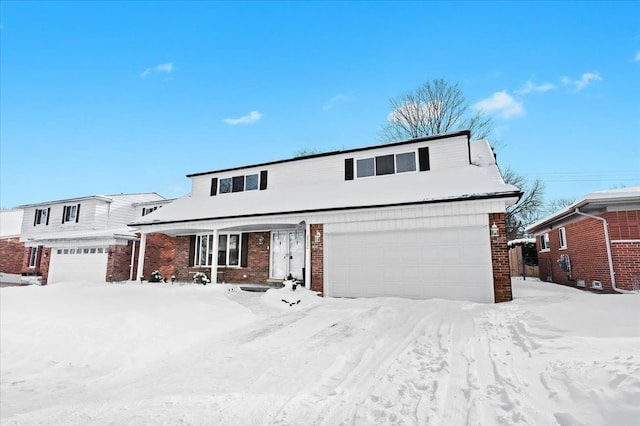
[143,233,177,280]
[536,215,613,291]
[106,242,134,282]
[218,232,270,284]
[489,213,512,303]
[605,210,640,240]
[611,242,640,291]
[0,237,26,274]
[310,224,324,294]
[174,236,191,281]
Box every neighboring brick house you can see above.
[526,187,640,292]
[17,194,172,284]
[0,209,27,284]
[131,131,521,303]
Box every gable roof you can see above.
[526,186,640,233]
[131,139,520,227]
[17,193,165,209]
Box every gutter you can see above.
[574,208,622,294]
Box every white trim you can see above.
[137,233,147,280]
[611,239,640,243]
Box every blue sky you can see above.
[1,1,639,209]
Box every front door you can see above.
[270,230,305,280]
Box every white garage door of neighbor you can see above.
[325,226,494,302]
[48,248,108,284]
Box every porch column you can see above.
[305,221,311,287]
[211,229,218,284]
[137,233,147,281]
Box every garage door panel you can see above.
[325,226,494,302]
[49,249,108,284]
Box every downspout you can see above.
[574,208,620,293]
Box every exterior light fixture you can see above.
[491,222,499,238]
[258,235,264,245]
[314,230,322,243]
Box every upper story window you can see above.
[345,147,428,181]
[211,171,267,196]
[540,233,550,251]
[558,227,567,249]
[142,206,160,216]
[62,204,80,224]
[33,208,50,226]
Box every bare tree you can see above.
[379,78,493,142]
[542,197,576,217]
[502,167,546,240]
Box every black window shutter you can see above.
[345,158,354,180]
[75,204,81,223]
[240,233,249,267]
[35,247,42,268]
[210,178,218,196]
[188,235,196,266]
[418,147,430,171]
[259,170,268,190]
[33,211,38,226]
[62,206,66,224]
[46,208,50,225]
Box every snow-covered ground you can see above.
[1,278,639,425]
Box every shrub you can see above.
[149,270,163,283]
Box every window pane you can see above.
[375,155,395,175]
[245,174,258,190]
[356,158,374,177]
[218,235,228,266]
[199,235,208,266]
[219,178,232,193]
[228,234,239,266]
[232,176,244,192]
[396,152,416,173]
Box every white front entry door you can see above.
[270,231,305,280]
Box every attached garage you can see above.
[324,225,495,303]
[48,247,108,284]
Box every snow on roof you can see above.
[24,227,139,244]
[131,140,520,227]
[527,185,640,233]
[18,193,165,208]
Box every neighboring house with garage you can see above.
[0,209,26,284]
[17,193,170,284]
[131,131,521,303]
[526,187,640,292]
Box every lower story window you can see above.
[28,247,40,268]
[194,234,214,266]
[218,234,240,267]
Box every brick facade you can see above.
[489,213,512,303]
[106,242,135,282]
[217,232,270,284]
[21,246,51,284]
[0,237,26,275]
[310,224,324,294]
[142,233,177,281]
[536,210,640,292]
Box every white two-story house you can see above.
[131,131,521,303]
[19,193,169,284]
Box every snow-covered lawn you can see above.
[1,278,639,425]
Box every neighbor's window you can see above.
[62,204,80,223]
[396,152,417,173]
[28,247,39,268]
[540,233,550,251]
[558,227,567,249]
[142,206,159,216]
[219,178,232,194]
[194,234,214,266]
[34,208,49,226]
[217,233,240,267]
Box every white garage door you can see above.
[324,226,494,302]
[48,247,108,284]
